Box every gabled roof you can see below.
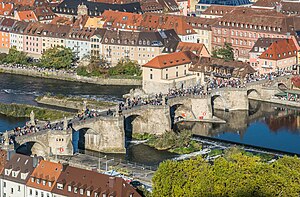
[249,37,283,53]
[198,0,251,6]
[0,3,14,16]
[53,0,142,16]
[1,154,37,184]
[0,18,16,32]
[259,39,297,60]
[16,10,38,22]
[10,20,30,34]
[201,5,236,16]
[52,165,141,197]
[26,160,63,191]
[176,42,206,56]
[34,7,56,21]
[252,0,280,8]
[143,51,198,69]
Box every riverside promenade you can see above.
[0,64,142,86]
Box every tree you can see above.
[108,58,141,76]
[152,147,300,197]
[39,46,74,69]
[3,47,29,65]
[212,42,234,61]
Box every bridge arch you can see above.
[247,88,261,99]
[278,82,288,91]
[124,114,141,147]
[71,126,98,153]
[15,139,48,157]
[211,94,227,113]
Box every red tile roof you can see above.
[143,51,198,69]
[16,10,38,22]
[0,3,13,16]
[26,160,63,192]
[259,39,297,60]
[176,42,209,56]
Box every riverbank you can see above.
[250,97,300,108]
[36,95,116,111]
[0,102,73,121]
[0,65,142,86]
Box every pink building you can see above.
[257,39,297,74]
[23,23,43,56]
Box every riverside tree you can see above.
[40,46,74,69]
[152,147,300,197]
[2,46,29,65]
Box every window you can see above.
[18,185,20,192]
[30,189,32,195]
[3,181,6,187]
[37,179,40,184]
[57,183,63,190]
[176,72,178,77]
[74,187,78,193]
[68,185,72,192]
[36,191,38,197]
[11,188,13,194]
[87,190,91,196]
[48,182,52,187]
[166,74,168,79]
[150,74,152,80]
[80,189,84,195]
[43,180,46,186]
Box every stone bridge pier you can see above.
[168,96,213,121]
[72,116,125,153]
[14,129,73,158]
[124,105,171,136]
[211,88,249,111]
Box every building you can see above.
[199,5,236,18]
[10,20,30,52]
[195,0,251,16]
[176,41,210,56]
[185,16,215,51]
[189,56,256,83]
[51,165,141,197]
[211,7,298,61]
[26,160,63,197]
[53,0,142,18]
[102,11,199,43]
[257,38,297,74]
[100,29,180,66]
[22,22,43,56]
[0,18,16,53]
[33,7,56,23]
[0,154,38,197]
[249,37,282,69]
[142,51,198,94]
[66,27,96,59]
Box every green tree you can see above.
[212,42,234,61]
[3,47,29,65]
[152,147,300,197]
[108,58,141,77]
[40,46,74,69]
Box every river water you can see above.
[176,100,300,155]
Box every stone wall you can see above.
[212,89,249,111]
[48,130,73,156]
[0,65,142,86]
[73,116,125,153]
[131,106,171,135]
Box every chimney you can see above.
[108,177,116,188]
[32,155,39,168]
[62,163,69,172]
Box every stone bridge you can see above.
[7,75,293,156]
[13,129,73,158]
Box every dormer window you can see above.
[74,187,78,193]
[43,180,46,186]
[68,185,72,192]
[48,182,52,187]
[80,189,84,195]
[31,177,35,182]
[57,183,63,190]
[87,190,91,196]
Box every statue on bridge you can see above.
[3,131,9,146]
[63,116,68,130]
[30,110,35,126]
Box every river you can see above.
[176,100,300,155]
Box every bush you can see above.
[108,58,141,77]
